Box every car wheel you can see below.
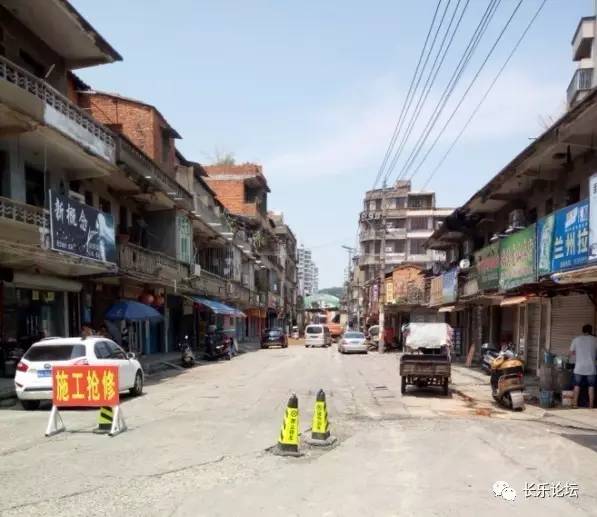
[129,371,143,397]
[21,400,40,411]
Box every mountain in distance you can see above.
[318,287,344,298]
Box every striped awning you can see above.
[192,297,246,317]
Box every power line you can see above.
[391,0,502,183]
[381,0,470,186]
[405,0,524,182]
[371,0,443,190]
[422,0,548,189]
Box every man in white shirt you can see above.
[569,324,597,408]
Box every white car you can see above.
[338,331,368,354]
[15,337,144,410]
[305,324,332,348]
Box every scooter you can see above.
[481,343,499,374]
[203,333,232,361]
[180,335,195,368]
[490,347,525,410]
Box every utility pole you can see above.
[378,180,388,354]
[341,245,355,329]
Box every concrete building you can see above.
[568,14,597,108]
[358,180,452,283]
[297,244,318,296]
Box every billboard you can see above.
[590,174,597,262]
[499,225,536,291]
[442,268,458,304]
[536,213,555,276]
[49,191,116,263]
[551,200,589,272]
[474,242,499,291]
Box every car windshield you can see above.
[306,326,322,334]
[24,344,86,361]
[345,332,365,339]
[265,329,283,336]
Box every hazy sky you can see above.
[73,0,591,287]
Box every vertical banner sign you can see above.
[536,214,555,276]
[49,190,116,263]
[551,200,589,272]
[589,174,597,262]
[474,242,500,291]
[442,268,458,304]
[499,225,536,291]
[52,365,119,407]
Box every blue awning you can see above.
[192,297,246,317]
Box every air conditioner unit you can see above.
[192,264,201,277]
[508,209,526,230]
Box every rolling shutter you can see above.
[526,302,541,374]
[550,294,595,357]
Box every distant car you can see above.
[305,324,332,348]
[261,328,288,349]
[338,331,368,354]
[14,337,144,410]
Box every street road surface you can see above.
[1,343,596,516]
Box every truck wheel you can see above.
[443,379,449,396]
[401,377,406,395]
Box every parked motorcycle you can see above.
[490,347,525,410]
[481,343,499,374]
[203,332,232,361]
[180,335,195,368]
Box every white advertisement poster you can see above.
[589,174,597,262]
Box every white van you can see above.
[305,324,332,348]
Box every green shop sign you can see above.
[499,225,536,291]
[474,242,499,291]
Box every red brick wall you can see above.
[204,179,255,216]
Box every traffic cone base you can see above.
[304,434,337,447]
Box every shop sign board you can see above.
[49,190,116,263]
[474,242,499,291]
[536,213,555,276]
[551,200,589,272]
[442,268,458,304]
[499,225,536,291]
[52,365,119,407]
[590,174,597,262]
[429,276,443,306]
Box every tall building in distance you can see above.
[358,180,453,282]
[297,244,319,296]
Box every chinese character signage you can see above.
[442,268,458,304]
[589,174,597,262]
[49,191,116,263]
[52,365,119,407]
[475,242,499,291]
[536,213,555,276]
[551,200,589,272]
[499,225,536,291]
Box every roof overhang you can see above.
[0,0,122,68]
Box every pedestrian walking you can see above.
[569,324,597,408]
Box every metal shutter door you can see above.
[550,294,595,356]
[526,302,541,374]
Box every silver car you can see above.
[338,331,368,354]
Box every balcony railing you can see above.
[119,242,181,279]
[567,67,593,106]
[0,55,115,152]
[0,196,49,228]
[117,137,193,210]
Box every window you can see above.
[408,195,432,209]
[119,206,128,233]
[106,123,123,134]
[409,239,427,255]
[374,241,381,254]
[85,191,94,207]
[161,129,170,165]
[527,208,537,224]
[395,197,406,209]
[177,215,192,264]
[409,217,429,230]
[99,197,111,214]
[0,151,6,197]
[545,198,553,215]
[19,50,45,77]
[25,165,44,207]
[25,344,86,361]
[566,185,580,206]
[364,243,370,255]
[435,218,444,230]
[94,342,111,359]
[394,240,405,253]
[375,199,382,210]
[106,341,126,359]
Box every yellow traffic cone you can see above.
[274,394,302,456]
[305,389,337,446]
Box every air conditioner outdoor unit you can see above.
[192,264,201,277]
[508,209,526,230]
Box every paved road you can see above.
[0,344,596,516]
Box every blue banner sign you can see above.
[551,200,589,272]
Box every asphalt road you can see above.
[0,343,596,516]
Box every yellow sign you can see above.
[312,401,327,434]
[280,407,299,445]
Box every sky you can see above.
[73,0,592,288]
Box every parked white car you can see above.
[305,324,332,348]
[15,337,144,410]
[338,331,368,354]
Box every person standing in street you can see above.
[569,324,597,408]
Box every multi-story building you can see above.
[568,14,597,108]
[358,180,452,283]
[297,244,318,296]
